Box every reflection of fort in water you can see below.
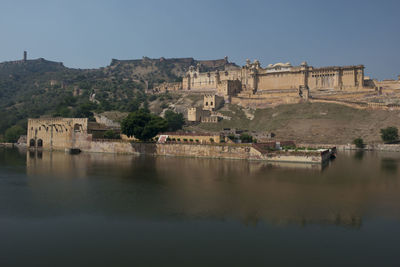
[26,151,400,228]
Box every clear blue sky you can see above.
[0,0,399,79]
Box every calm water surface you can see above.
[1,148,400,266]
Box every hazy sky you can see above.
[0,0,399,79]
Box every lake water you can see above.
[1,148,400,266]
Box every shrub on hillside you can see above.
[240,133,253,143]
[164,110,185,131]
[5,125,25,143]
[353,137,364,148]
[103,130,120,139]
[148,95,157,102]
[380,127,399,143]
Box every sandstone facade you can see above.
[182,60,366,94]
[27,118,91,150]
[203,94,224,111]
[373,76,400,91]
[187,107,211,122]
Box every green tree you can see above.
[227,134,236,141]
[74,102,97,120]
[164,110,185,131]
[127,98,140,112]
[240,133,253,143]
[148,95,157,102]
[103,130,120,139]
[121,109,168,141]
[353,137,364,148]
[4,125,26,143]
[380,126,399,143]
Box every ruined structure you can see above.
[152,82,182,93]
[188,94,223,123]
[27,118,111,151]
[203,94,224,111]
[27,118,90,150]
[187,107,211,122]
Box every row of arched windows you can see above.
[29,123,82,134]
[29,139,43,147]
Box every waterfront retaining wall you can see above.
[297,143,400,152]
[76,141,327,163]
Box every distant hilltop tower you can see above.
[23,51,27,61]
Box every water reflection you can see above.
[354,150,364,160]
[381,158,399,173]
[21,150,400,229]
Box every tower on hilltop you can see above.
[23,51,27,61]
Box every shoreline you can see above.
[5,142,335,164]
[5,142,400,165]
[5,142,400,152]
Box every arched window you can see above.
[29,139,35,147]
[74,124,82,132]
[37,139,43,147]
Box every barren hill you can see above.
[186,102,400,144]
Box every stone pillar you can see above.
[338,69,343,90]
[358,67,364,89]
[334,70,340,90]
[214,71,220,85]
[182,76,191,90]
[300,62,309,89]
[250,74,258,92]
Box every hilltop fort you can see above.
[1,52,400,145]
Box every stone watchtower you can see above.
[23,51,27,61]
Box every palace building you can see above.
[182,60,365,94]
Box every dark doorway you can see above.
[29,139,35,147]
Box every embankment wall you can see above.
[298,143,400,152]
[77,141,327,163]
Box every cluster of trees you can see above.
[121,109,184,141]
[0,59,157,136]
[353,126,399,148]
[103,130,121,139]
[380,126,399,143]
[4,125,25,143]
[227,133,256,143]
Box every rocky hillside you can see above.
[107,57,238,86]
[0,56,236,135]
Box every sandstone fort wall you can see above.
[258,72,303,90]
